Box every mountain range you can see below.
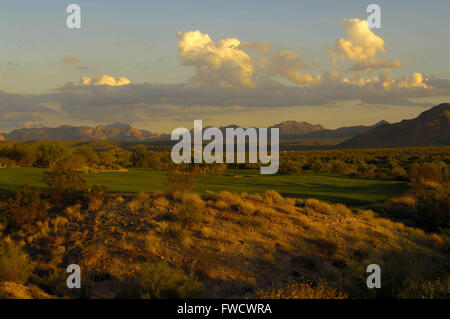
[1,103,449,148]
[1,123,162,142]
[338,103,450,148]
[0,120,382,143]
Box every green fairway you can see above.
[0,167,409,205]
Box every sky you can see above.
[0,0,449,133]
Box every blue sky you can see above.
[0,0,449,132]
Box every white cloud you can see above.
[329,18,404,72]
[177,30,255,88]
[238,41,271,54]
[262,50,322,85]
[62,75,131,87]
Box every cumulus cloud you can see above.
[262,50,322,85]
[1,21,449,131]
[177,30,255,88]
[398,73,429,89]
[238,41,271,54]
[94,75,131,86]
[177,30,323,87]
[329,18,404,72]
[61,75,131,87]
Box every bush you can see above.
[36,142,68,169]
[305,199,333,215]
[6,185,50,228]
[256,280,347,299]
[138,262,203,299]
[0,242,34,284]
[264,190,284,205]
[176,197,204,226]
[416,185,450,232]
[43,163,87,205]
[166,163,198,194]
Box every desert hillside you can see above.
[1,189,447,299]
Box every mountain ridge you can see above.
[2,103,448,147]
[338,103,450,148]
[0,120,382,142]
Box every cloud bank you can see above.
[0,18,449,131]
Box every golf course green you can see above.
[0,167,409,205]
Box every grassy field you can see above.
[0,167,409,205]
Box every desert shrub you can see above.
[355,209,376,221]
[153,196,170,209]
[256,280,347,299]
[255,206,277,217]
[0,242,34,284]
[127,199,142,214]
[144,232,161,255]
[0,143,36,166]
[43,163,87,205]
[86,185,108,212]
[237,201,256,215]
[264,190,284,205]
[6,185,50,228]
[0,157,15,167]
[51,216,69,234]
[202,190,218,201]
[380,247,449,299]
[166,163,198,194]
[181,193,205,208]
[176,197,204,226]
[235,216,263,228]
[416,185,450,232]
[305,199,333,215]
[332,203,352,216]
[65,204,83,222]
[86,185,108,202]
[346,243,449,299]
[409,161,449,184]
[295,198,305,207]
[397,277,450,299]
[217,191,241,206]
[30,267,68,296]
[136,191,150,202]
[165,222,193,246]
[437,229,450,253]
[214,200,229,210]
[284,197,296,206]
[81,244,111,285]
[138,261,203,299]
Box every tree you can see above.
[166,163,199,194]
[36,142,67,169]
[43,162,87,205]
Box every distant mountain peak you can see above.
[2,123,161,142]
[2,104,448,146]
[271,120,325,136]
[375,120,389,126]
[338,103,450,148]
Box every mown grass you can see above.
[0,167,408,205]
